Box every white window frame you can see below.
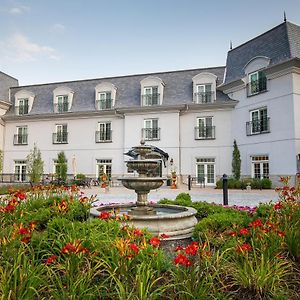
[143,118,159,140]
[14,160,27,182]
[250,107,268,134]
[196,116,214,139]
[251,155,269,179]
[54,124,68,143]
[196,84,212,103]
[196,157,216,186]
[97,122,112,142]
[96,159,112,179]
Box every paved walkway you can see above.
[83,185,278,207]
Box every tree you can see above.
[232,139,241,180]
[27,144,44,183]
[56,151,67,182]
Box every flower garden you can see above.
[1,177,300,299]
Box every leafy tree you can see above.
[56,151,67,182]
[27,144,44,183]
[232,139,241,180]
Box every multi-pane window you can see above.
[14,160,27,182]
[96,159,112,180]
[143,119,160,140]
[196,158,215,185]
[53,124,68,144]
[195,117,215,139]
[16,98,29,115]
[96,122,112,142]
[247,108,270,135]
[248,71,267,95]
[97,92,113,110]
[55,95,69,113]
[195,84,213,103]
[142,86,159,106]
[251,155,269,179]
[14,126,28,145]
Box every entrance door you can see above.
[196,158,215,186]
[14,160,27,182]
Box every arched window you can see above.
[192,73,217,103]
[53,86,74,113]
[95,82,117,110]
[140,76,165,106]
[14,90,35,115]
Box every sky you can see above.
[1,0,300,86]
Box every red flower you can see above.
[237,243,252,253]
[274,202,283,210]
[15,192,26,200]
[249,219,263,228]
[149,237,160,247]
[99,211,110,220]
[175,245,184,252]
[18,227,30,235]
[277,230,285,238]
[229,231,237,237]
[21,236,31,244]
[239,228,249,235]
[174,254,192,267]
[61,242,77,254]
[160,233,170,239]
[45,255,58,265]
[185,242,199,256]
[129,243,139,255]
[133,229,143,237]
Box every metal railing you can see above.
[246,118,270,135]
[95,130,112,142]
[141,94,160,106]
[15,105,29,115]
[13,134,28,145]
[96,99,113,110]
[193,91,215,103]
[142,128,161,141]
[52,132,68,144]
[194,126,216,140]
[247,77,267,96]
[54,102,69,113]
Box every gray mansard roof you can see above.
[224,21,300,84]
[7,66,231,115]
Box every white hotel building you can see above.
[0,20,300,186]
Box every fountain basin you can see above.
[126,159,160,174]
[90,204,197,240]
[119,177,165,191]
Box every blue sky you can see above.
[1,0,300,85]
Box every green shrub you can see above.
[216,179,223,189]
[174,192,192,206]
[76,173,86,180]
[261,178,272,189]
[190,202,228,219]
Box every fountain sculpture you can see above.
[90,141,197,240]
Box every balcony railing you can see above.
[141,94,160,106]
[246,118,270,135]
[13,134,28,145]
[96,99,113,110]
[95,130,112,142]
[193,91,215,103]
[247,77,267,96]
[15,105,29,115]
[142,128,160,141]
[194,126,216,140]
[54,102,69,113]
[53,132,68,144]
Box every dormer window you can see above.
[14,90,35,115]
[53,87,74,113]
[192,73,217,103]
[195,84,212,103]
[140,76,165,106]
[248,71,267,96]
[56,95,69,113]
[142,86,159,106]
[97,92,112,110]
[95,83,117,110]
[17,98,29,115]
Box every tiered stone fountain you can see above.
[90,141,197,240]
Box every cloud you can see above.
[50,23,66,34]
[9,5,30,15]
[0,33,60,62]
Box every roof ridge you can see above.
[14,66,225,88]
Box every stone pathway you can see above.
[84,185,278,207]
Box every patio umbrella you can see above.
[72,155,77,178]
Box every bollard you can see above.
[222,174,228,206]
[188,175,191,190]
